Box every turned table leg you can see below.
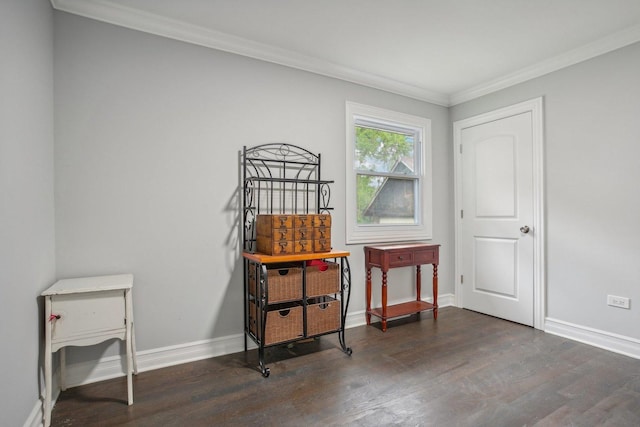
[381,270,388,332]
[366,267,372,325]
[433,264,439,320]
[416,265,422,321]
[44,297,52,427]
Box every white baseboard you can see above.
[64,334,254,388]
[346,293,456,327]
[25,292,457,426]
[25,372,60,427]
[436,293,457,308]
[62,314,351,388]
[61,292,456,388]
[545,317,640,359]
[28,299,637,426]
[50,299,639,391]
[24,399,46,427]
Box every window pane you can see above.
[357,174,416,225]
[354,126,416,174]
[346,102,432,244]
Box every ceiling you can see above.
[51,0,640,106]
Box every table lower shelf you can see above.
[368,300,435,321]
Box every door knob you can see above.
[520,225,530,234]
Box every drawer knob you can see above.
[49,314,61,321]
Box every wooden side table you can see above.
[42,274,137,427]
[365,243,440,332]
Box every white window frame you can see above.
[345,101,432,244]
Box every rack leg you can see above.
[258,346,270,378]
[339,256,352,356]
[338,328,353,356]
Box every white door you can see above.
[455,99,544,328]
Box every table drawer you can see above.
[294,228,312,241]
[294,239,314,254]
[314,227,330,239]
[257,238,293,255]
[302,228,331,251]
[293,214,315,229]
[269,228,294,241]
[51,290,125,341]
[388,251,414,267]
[256,215,293,231]
[313,214,332,227]
[313,238,331,253]
[414,249,437,265]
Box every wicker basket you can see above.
[306,262,340,297]
[306,296,340,336]
[248,265,303,303]
[249,301,303,345]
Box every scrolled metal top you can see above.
[243,143,319,165]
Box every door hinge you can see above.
[459,144,463,154]
[460,210,464,219]
[461,275,464,284]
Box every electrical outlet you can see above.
[607,295,630,309]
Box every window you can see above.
[345,102,432,244]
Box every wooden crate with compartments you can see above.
[256,214,331,255]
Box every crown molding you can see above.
[450,23,640,106]
[50,0,450,106]
[51,1,640,108]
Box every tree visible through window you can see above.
[346,102,432,244]
[355,125,417,224]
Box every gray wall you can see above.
[451,41,640,339]
[0,0,56,424]
[13,5,638,422]
[53,12,453,364]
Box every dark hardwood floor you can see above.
[50,308,640,426]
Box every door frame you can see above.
[453,97,546,330]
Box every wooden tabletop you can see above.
[41,274,133,295]
[363,242,439,251]
[243,250,350,264]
